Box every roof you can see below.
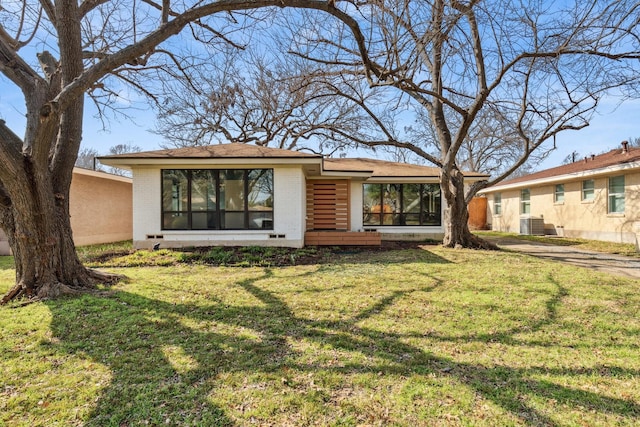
[98,143,488,180]
[485,143,640,191]
[323,157,486,178]
[100,143,321,160]
[72,167,132,183]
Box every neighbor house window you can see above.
[608,175,625,214]
[494,193,502,215]
[520,189,531,214]
[363,183,441,226]
[582,179,595,201]
[162,169,273,230]
[554,184,565,203]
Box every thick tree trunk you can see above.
[0,129,120,305]
[441,168,497,250]
[1,174,120,304]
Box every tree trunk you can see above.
[441,168,497,250]
[1,172,119,304]
[0,125,120,305]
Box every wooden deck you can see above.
[304,231,381,246]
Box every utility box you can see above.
[520,217,545,235]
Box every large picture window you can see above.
[162,169,273,230]
[363,183,441,226]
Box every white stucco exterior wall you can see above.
[131,166,307,249]
[485,170,640,244]
[349,180,364,231]
[272,166,306,246]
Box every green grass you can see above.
[1,246,640,426]
[476,231,640,258]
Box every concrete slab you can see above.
[486,237,640,280]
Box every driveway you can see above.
[485,236,640,280]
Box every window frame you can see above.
[520,188,531,215]
[582,179,595,201]
[161,169,274,231]
[608,175,625,214]
[362,183,442,227]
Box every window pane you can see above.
[582,180,594,200]
[422,184,441,221]
[403,213,421,225]
[363,214,381,226]
[494,193,502,215]
[382,213,395,225]
[383,184,401,215]
[555,184,564,202]
[609,176,625,213]
[249,212,273,229]
[609,195,625,213]
[223,211,245,229]
[248,170,273,211]
[521,189,531,214]
[163,212,188,229]
[221,170,245,211]
[402,184,421,213]
[191,170,217,211]
[191,212,219,229]
[247,170,273,229]
[609,175,625,194]
[162,170,188,211]
[363,184,382,225]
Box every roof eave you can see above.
[482,161,640,193]
[98,157,323,168]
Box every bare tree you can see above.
[101,144,143,176]
[154,44,375,156]
[628,137,640,147]
[285,0,640,248]
[75,147,102,170]
[0,0,370,304]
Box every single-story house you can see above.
[99,143,488,249]
[481,141,640,244]
[0,167,132,255]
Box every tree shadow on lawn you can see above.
[44,268,640,425]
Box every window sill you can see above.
[581,200,595,204]
[606,213,625,218]
[554,202,565,206]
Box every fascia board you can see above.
[364,177,440,183]
[72,167,132,183]
[319,170,373,178]
[483,161,640,193]
[98,157,322,168]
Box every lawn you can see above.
[1,245,639,426]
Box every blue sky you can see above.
[1,78,638,171]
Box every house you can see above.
[99,143,488,249]
[481,141,640,244]
[0,167,132,255]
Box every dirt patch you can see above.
[85,241,436,268]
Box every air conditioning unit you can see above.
[520,217,545,235]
